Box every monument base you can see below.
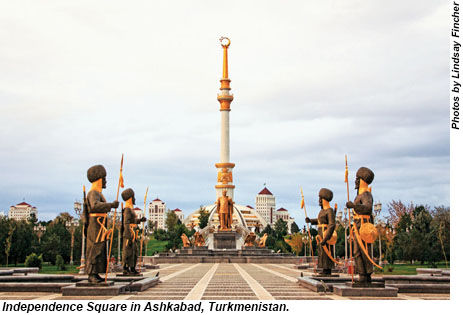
[332,284,398,297]
[213,231,237,249]
[75,280,114,287]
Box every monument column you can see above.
[215,37,235,200]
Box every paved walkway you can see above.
[2,263,449,300]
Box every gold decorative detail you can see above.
[244,232,256,247]
[193,232,205,247]
[181,233,191,248]
[215,162,235,169]
[217,168,233,184]
[359,222,378,243]
[258,233,268,247]
[324,230,338,245]
[215,184,235,189]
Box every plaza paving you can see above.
[0,264,450,300]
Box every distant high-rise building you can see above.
[255,187,276,226]
[8,202,38,221]
[148,198,166,230]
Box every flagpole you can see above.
[138,187,149,271]
[105,154,124,283]
[300,188,314,258]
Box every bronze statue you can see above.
[216,190,234,230]
[244,232,256,247]
[85,165,119,283]
[121,188,146,276]
[308,188,337,276]
[193,231,205,247]
[181,233,191,247]
[346,167,378,284]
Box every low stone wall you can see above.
[142,255,311,264]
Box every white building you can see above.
[8,202,38,221]
[276,208,295,234]
[173,208,184,223]
[255,187,276,226]
[133,207,144,228]
[148,198,166,230]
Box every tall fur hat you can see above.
[121,188,135,201]
[318,188,333,202]
[87,165,107,183]
[356,167,374,184]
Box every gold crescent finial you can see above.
[220,36,230,48]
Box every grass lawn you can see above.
[39,263,80,274]
[375,262,450,275]
[3,263,79,274]
[146,238,168,255]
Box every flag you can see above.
[119,171,124,188]
[300,196,305,209]
[344,154,349,183]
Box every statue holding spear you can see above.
[345,161,382,285]
[84,164,120,284]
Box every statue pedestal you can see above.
[213,231,236,249]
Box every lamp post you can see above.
[66,218,79,266]
[373,202,382,266]
[33,224,46,243]
[74,201,86,274]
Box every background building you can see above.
[173,208,184,223]
[148,198,166,230]
[276,208,295,234]
[255,187,276,226]
[8,202,37,221]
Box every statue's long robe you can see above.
[85,190,112,275]
[122,207,142,268]
[310,207,336,270]
[216,197,233,230]
[352,191,374,275]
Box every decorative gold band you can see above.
[215,184,235,189]
[215,163,235,168]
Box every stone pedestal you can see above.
[332,283,398,297]
[214,231,236,249]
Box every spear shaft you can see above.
[345,154,354,283]
[105,154,124,283]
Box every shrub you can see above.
[25,253,43,269]
[55,254,66,271]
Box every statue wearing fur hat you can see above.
[307,188,337,275]
[85,165,120,283]
[346,166,376,284]
[121,188,147,275]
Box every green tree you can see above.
[5,224,15,266]
[410,205,439,265]
[274,219,288,239]
[290,222,300,234]
[10,219,37,265]
[334,224,346,259]
[198,207,210,229]
[261,224,275,238]
[431,206,450,265]
[165,210,179,233]
[40,217,71,264]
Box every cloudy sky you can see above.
[0,1,449,225]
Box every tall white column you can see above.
[221,111,230,163]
